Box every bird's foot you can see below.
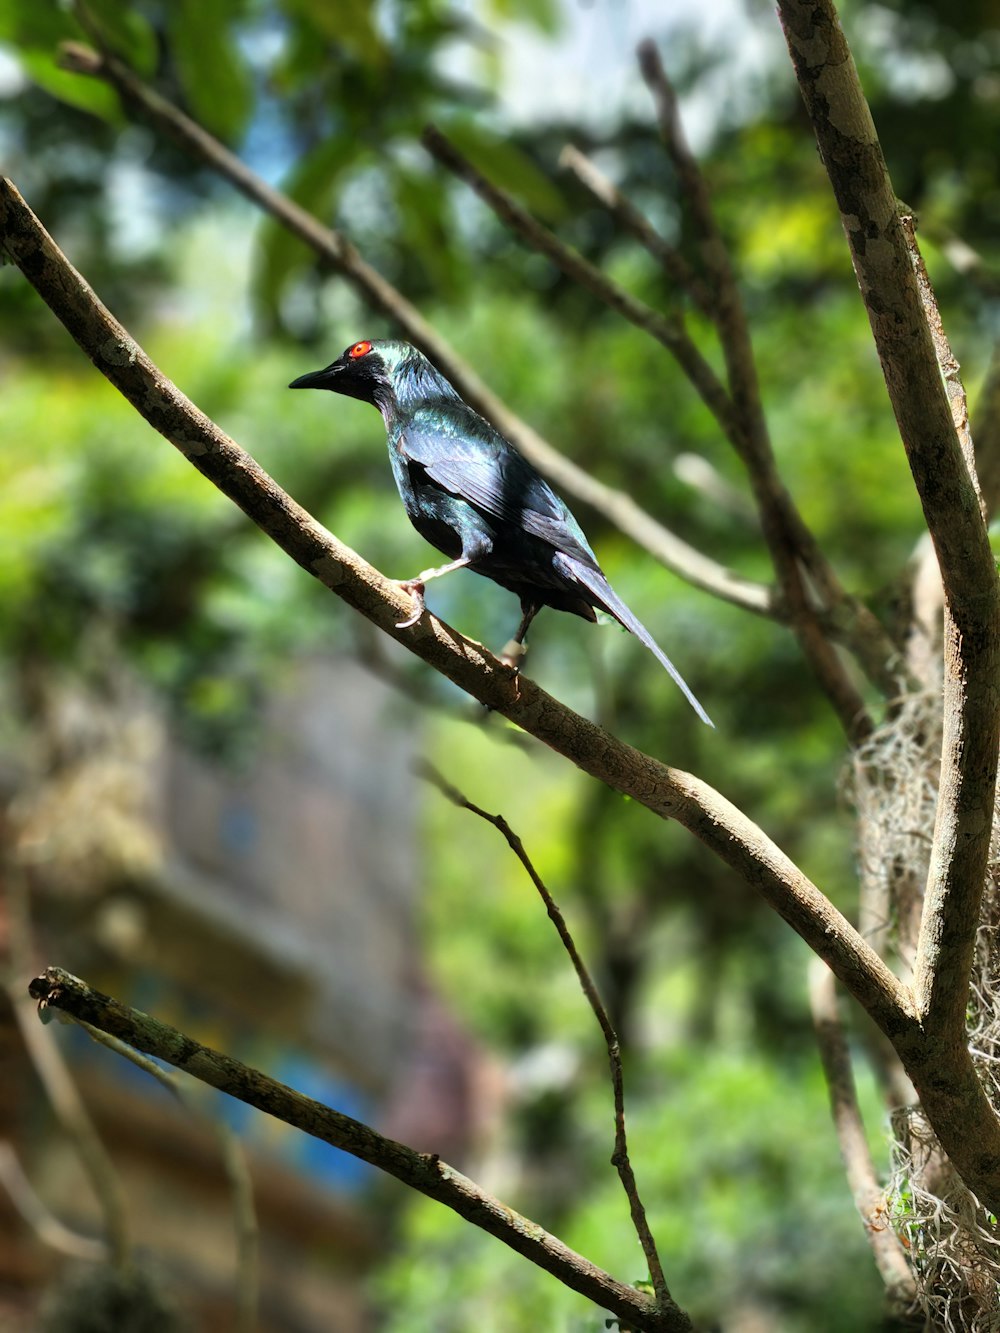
[396,579,426,629]
[499,638,528,669]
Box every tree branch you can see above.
[558,144,715,320]
[808,962,917,1306]
[54,40,772,628]
[0,1142,107,1262]
[638,40,913,722]
[899,216,981,514]
[421,126,742,444]
[563,118,908,706]
[0,173,909,1055]
[2,868,129,1270]
[15,171,1000,1213]
[779,0,1000,1179]
[28,967,689,1333]
[79,1023,259,1333]
[425,124,885,741]
[419,763,671,1312]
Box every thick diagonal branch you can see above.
[778,0,1000,1052]
[14,173,1000,1211]
[28,967,689,1333]
[559,144,715,319]
[0,175,907,1040]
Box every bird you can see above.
[289,339,712,726]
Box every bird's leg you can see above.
[395,556,473,629]
[499,602,540,668]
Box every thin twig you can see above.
[637,42,826,591]
[55,40,773,628]
[77,1024,259,1333]
[637,40,905,724]
[558,144,715,319]
[424,123,883,739]
[972,342,1000,521]
[899,215,982,519]
[28,967,690,1333]
[418,762,671,1312]
[3,869,129,1270]
[0,1142,107,1262]
[422,124,742,452]
[808,962,917,1306]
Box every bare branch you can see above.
[558,144,715,319]
[637,41,912,725]
[2,869,129,1269]
[637,41,819,582]
[0,1142,107,1262]
[419,763,670,1312]
[28,967,690,1333]
[15,172,1000,1213]
[55,41,771,627]
[900,216,981,518]
[778,0,1000,1051]
[421,124,741,447]
[0,175,908,1035]
[425,125,884,740]
[808,962,917,1305]
[78,1024,259,1333]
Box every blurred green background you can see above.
[1,0,998,1329]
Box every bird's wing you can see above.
[400,408,600,565]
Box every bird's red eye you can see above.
[349,340,372,359]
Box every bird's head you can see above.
[289,339,454,421]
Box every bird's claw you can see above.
[396,579,426,629]
[499,638,527,669]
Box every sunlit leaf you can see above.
[485,0,560,36]
[279,0,385,66]
[17,49,122,121]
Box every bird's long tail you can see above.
[556,554,714,727]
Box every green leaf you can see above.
[281,0,385,65]
[0,0,73,46]
[440,122,568,224]
[253,136,362,320]
[18,48,122,121]
[392,165,461,300]
[167,0,254,143]
[485,0,560,36]
[0,0,119,119]
[85,0,158,77]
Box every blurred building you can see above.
[0,654,492,1331]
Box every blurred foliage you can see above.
[2,0,1000,1328]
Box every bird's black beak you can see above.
[288,363,340,391]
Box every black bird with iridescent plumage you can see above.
[290,339,712,726]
